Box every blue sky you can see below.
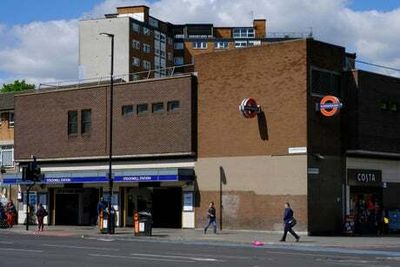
[0,0,399,84]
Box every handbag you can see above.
[288,218,297,227]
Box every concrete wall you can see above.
[79,17,130,80]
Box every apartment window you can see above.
[215,41,228,49]
[67,110,78,136]
[192,41,207,49]
[167,52,173,61]
[160,51,166,58]
[143,43,151,53]
[311,69,340,96]
[152,102,164,113]
[143,27,151,36]
[132,57,141,67]
[154,31,160,40]
[142,60,151,70]
[81,109,91,134]
[137,104,148,115]
[234,41,248,48]
[160,33,166,43]
[8,112,14,128]
[122,105,134,116]
[149,17,159,28]
[167,100,180,112]
[0,145,13,167]
[233,28,255,38]
[132,23,141,33]
[132,40,141,50]
[174,42,184,50]
[155,48,161,56]
[174,57,184,65]
[167,37,173,45]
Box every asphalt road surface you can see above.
[0,233,399,267]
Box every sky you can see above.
[0,0,400,85]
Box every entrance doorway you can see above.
[56,194,79,225]
[152,187,182,228]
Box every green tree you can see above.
[1,80,35,93]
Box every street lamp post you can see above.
[100,32,114,234]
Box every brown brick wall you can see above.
[195,39,308,157]
[0,112,14,141]
[196,191,307,231]
[15,76,194,160]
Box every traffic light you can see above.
[22,157,44,182]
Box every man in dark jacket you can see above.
[280,202,300,242]
[204,201,217,234]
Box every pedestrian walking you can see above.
[36,203,48,232]
[5,200,16,228]
[280,202,300,242]
[204,201,217,234]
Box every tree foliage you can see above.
[1,80,35,93]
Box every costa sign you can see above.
[239,98,261,118]
[319,95,343,117]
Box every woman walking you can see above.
[36,203,48,232]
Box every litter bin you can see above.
[99,208,116,234]
[134,211,152,236]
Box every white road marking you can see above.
[0,241,14,244]
[88,253,194,263]
[163,251,251,260]
[131,253,223,262]
[42,244,119,251]
[0,248,43,253]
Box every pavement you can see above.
[2,225,400,251]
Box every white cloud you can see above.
[1,0,399,84]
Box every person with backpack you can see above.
[36,203,48,231]
[280,202,300,242]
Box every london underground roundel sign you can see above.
[239,98,261,118]
[319,95,343,117]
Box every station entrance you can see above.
[126,186,182,228]
[52,187,99,226]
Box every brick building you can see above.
[79,5,299,80]
[4,38,400,234]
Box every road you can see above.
[0,232,399,267]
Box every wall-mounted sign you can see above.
[288,147,307,154]
[239,98,261,118]
[183,192,194,211]
[347,169,382,187]
[319,95,343,117]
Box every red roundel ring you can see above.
[320,95,341,117]
[239,98,259,118]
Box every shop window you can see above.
[152,102,164,113]
[311,69,341,96]
[68,110,78,136]
[81,109,91,134]
[137,104,148,115]
[122,105,134,116]
[167,100,180,112]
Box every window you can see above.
[132,40,141,50]
[167,52,173,61]
[160,33,166,43]
[152,102,164,113]
[122,105,134,116]
[67,110,78,135]
[132,23,141,33]
[174,42,184,50]
[143,27,151,36]
[233,28,255,38]
[215,41,228,49]
[167,101,180,112]
[8,112,14,128]
[81,109,91,134]
[235,41,247,48]
[390,102,398,112]
[155,48,161,56]
[143,43,151,53]
[149,17,159,28]
[248,40,261,46]
[174,57,184,65]
[154,31,160,40]
[380,101,388,110]
[192,41,207,49]
[0,145,13,167]
[311,69,341,96]
[167,37,173,45]
[142,60,151,70]
[132,57,141,66]
[137,104,148,115]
